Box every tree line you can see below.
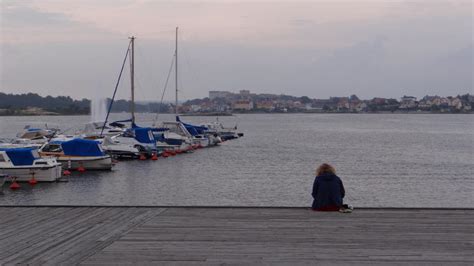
[0,93,173,115]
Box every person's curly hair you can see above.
[316,163,336,176]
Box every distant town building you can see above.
[239,90,251,96]
[349,94,360,102]
[371,97,387,105]
[336,98,350,110]
[312,99,334,110]
[178,91,473,114]
[449,97,463,110]
[255,100,274,111]
[400,96,417,109]
[209,91,232,100]
[190,105,202,112]
[233,100,253,111]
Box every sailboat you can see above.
[165,27,240,144]
[153,27,214,150]
[98,36,158,158]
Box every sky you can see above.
[0,0,472,101]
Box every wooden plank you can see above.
[0,207,472,265]
[47,208,165,265]
[0,208,118,263]
[84,208,473,264]
[0,208,167,264]
[0,208,165,265]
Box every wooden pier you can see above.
[0,207,472,265]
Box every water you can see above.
[0,113,473,207]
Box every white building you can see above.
[400,96,417,109]
[209,91,232,100]
[233,100,254,110]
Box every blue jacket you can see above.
[311,173,345,209]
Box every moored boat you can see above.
[39,138,113,171]
[200,121,241,141]
[16,124,60,144]
[80,121,125,139]
[103,126,157,158]
[0,147,62,182]
[176,116,222,146]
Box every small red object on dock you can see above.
[139,154,147,160]
[162,152,169,158]
[77,165,86,172]
[63,170,71,176]
[28,174,38,185]
[10,180,20,190]
[151,153,158,160]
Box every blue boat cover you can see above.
[151,127,169,132]
[176,116,209,136]
[127,123,159,145]
[0,147,37,166]
[133,127,155,144]
[61,138,105,156]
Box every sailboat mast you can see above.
[129,36,136,124]
[175,27,178,115]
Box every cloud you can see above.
[289,18,315,27]
[1,5,73,28]
[0,2,120,45]
[0,1,471,100]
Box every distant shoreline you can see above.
[1,111,472,117]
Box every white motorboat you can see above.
[0,147,62,182]
[153,122,195,151]
[201,121,241,141]
[176,116,222,147]
[99,136,141,158]
[16,124,59,143]
[80,121,125,139]
[39,138,113,171]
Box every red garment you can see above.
[312,205,340,212]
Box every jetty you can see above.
[0,207,472,265]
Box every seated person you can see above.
[311,163,350,212]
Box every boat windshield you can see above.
[41,144,63,153]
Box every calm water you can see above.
[0,113,473,207]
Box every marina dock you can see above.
[0,207,472,265]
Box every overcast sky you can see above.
[0,0,472,101]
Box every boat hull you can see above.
[219,132,239,141]
[0,165,62,182]
[58,156,113,171]
[105,150,140,159]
